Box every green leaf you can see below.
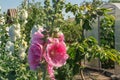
[83,20,92,30]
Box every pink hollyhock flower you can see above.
[28,28,68,79]
[44,38,69,67]
[28,43,43,70]
[31,28,44,45]
[47,65,56,80]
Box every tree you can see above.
[56,0,120,80]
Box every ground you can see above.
[74,68,112,80]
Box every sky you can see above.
[0,0,108,18]
[0,0,108,12]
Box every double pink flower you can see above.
[28,28,69,80]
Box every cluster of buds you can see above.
[0,6,5,26]
[19,40,27,60]
[0,16,5,25]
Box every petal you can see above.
[44,39,69,67]
[28,43,43,70]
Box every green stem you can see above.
[37,66,46,80]
[38,69,42,80]
[42,67,46,80]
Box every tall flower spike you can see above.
[28,28,44,70]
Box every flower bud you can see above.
[21,40,27,49]
[6,27,9,31]
[19,52,26,60]
[0,16,5,25]
[20,9,28,20]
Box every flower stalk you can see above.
[42,66,46,80]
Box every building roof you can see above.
[100,3,120,15]
[6,9,17,24]
[7,9,17,18]
[112,3,120,9]
[101,3,120,10]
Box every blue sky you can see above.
[0,0,108,12]
[0,0,108,18]
[0,0,22,12]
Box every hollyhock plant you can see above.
[28,27,69,80]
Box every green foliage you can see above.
[56,1,120,80]
[0,0,120,80]
[100,15,116,68]
[56,37,92,79]
[60,20,82,43]
[100,15,115,48]
[56,36,120,79]
[65,1,108,31]
[0,54,37,80]
[25,2,45,42]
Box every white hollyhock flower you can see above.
[8,51,12,57]
[14,23,21,38]
[23,20,28,24]
[6,27,9,31]
[0,16,5,25]
[0,41,1,45]
[20,9,28,20]
[9,23,21,41]
[9,25,16,41]
[5,41,14,53]
[14,23,20,31]
[19,52,26,60]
